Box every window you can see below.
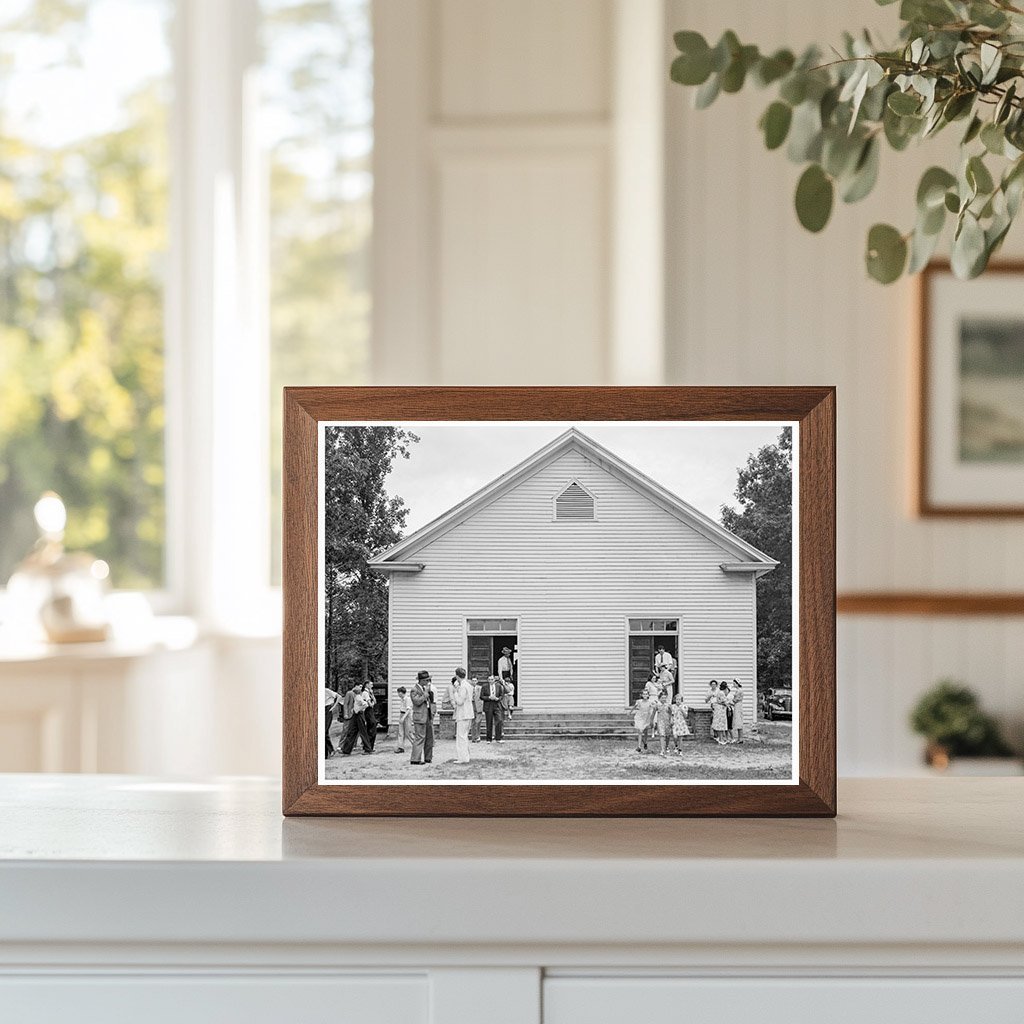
[554,481,595,521]
[262,0,373,581]
[468,618,517,633]
[0,1,373,618]
[628,619,679,633]
[0,0,172,589]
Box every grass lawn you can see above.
[324,721,793,782]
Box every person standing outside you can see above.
[363,684,378,751]
[469,676,483,742]
[410,670,434,765]
[323,687,339,759]
[393,686,412,753]
[655,645,676,703]
[340,682,373,756]
[497,646,514,716]
[450,667,474,763]
[711,681,730,744]
[480,674,504,741]
[729,679,745,744]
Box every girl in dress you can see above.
[670,693,691,754]
[653,692,673,757]
[632,694,655,752]
[711,681,730,744]
[729,679,745,744]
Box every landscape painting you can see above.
[959,317,1024,463]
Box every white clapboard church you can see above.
[368,429,778,726]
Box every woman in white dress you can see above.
[711,681,730,744]
[729,679,745,744]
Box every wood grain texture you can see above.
[916,260,1024,518]
[282,387,836,817]
[838,592,1024,616]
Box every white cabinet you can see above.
[0,777,1022,1024]
[0,975,428,1024]
[544,977,1024,1024]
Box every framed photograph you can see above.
[283,387,835,816]
[918,261,1024,516]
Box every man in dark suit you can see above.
[480,674,504,742]
[340,682,373,755]
[409,670,434,764]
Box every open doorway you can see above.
[466,618,519,706]
[627,617,679,704]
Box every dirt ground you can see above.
[324,720,793,782]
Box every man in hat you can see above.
[409,670,435,765]
[497,646,514,716]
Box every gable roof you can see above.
[367,428,779,574]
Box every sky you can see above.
[365,421,791,535]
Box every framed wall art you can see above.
[282,387,836,816]
[918,261,1024,517]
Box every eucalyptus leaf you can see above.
[795,164,834,232]
[671,44,712,87]
[908,221,943,273]
[952,212,987,278]
[962,115,983,145]
[760,101,793,150]
[888,90,921,115]
[787,101,823,162]
[917,166,957,210]
[842,137,880,203]
[694,73,721,109]
[754,49,795,87]
[981,122,1005,155]
[967,154,995,195]
[866,223,908,283]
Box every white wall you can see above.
[370,0,1024,775]
[664,0,1024,772]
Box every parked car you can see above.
[761,687,792,721]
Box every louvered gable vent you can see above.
[555,482,595,521]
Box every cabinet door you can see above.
[544,977,1024,1024]
[0,974,427,1024]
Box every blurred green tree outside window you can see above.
[0,0,172,589]
[263,0,372,583]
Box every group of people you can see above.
[323,681,380,758]
[391,666,516,766]
[630,663,746,753]
[631,691,693,757]
[705,678,746,744]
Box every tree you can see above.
[323,425,418,689]
[720,428,793,695]
[0,2,169,587]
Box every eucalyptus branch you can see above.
[670,0,1024,283]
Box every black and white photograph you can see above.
[318,420,797,785]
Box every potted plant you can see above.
[909,679,1019,772]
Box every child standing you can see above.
[393,686,412,753]
[654,692,673,757]
[670,693,691,754]
[632,694,655,752]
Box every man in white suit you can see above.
[450,667,474,763]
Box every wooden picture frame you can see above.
[917,260,1024,517]
[283,387,836,817]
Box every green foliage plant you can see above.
[671,0,1024,283]
[909,679,1015,756]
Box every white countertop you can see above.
[1,775,1022,954]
